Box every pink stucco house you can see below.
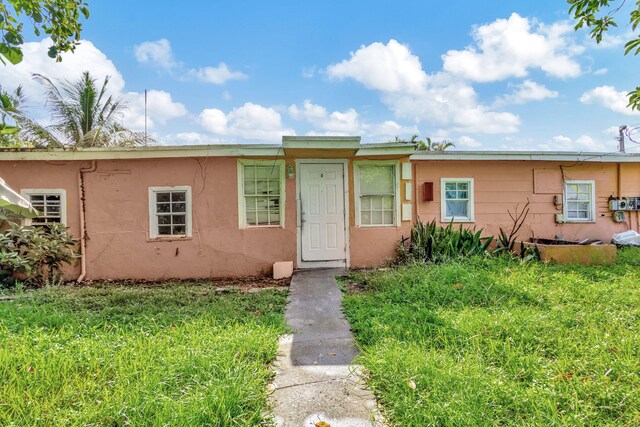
[1,136,639,280]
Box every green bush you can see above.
[0,223,78,287]
[398,219,493,263]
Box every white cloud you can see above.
[121,90,188,131]
[158,132,222,146]
[0,38,124,100]
[457,135,482,148]
[326,41,520,134]
[189,63,247,85]
[493,80,558,106]
[580,86,640,116]
[593,68,608,75]
[288,100,418,139]
[134,38,246,85]
[499,134,614,152]
[538,135,610,151]
[288,100,361,133]
[327,39,428,93]
[199,102,294,142]
[134,39,177,70]
[442,13,583,82]
[302,65,317,79]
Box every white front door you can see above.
[299,163,346,262]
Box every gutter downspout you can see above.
[77,160,97,282]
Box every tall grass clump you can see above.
[397,219,493,263]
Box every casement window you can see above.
[355,162,399,227]
[564,180,595,222]
[441,178,474,222]
[148,186,192,238]
[238,160,285,228]
[21,189,67,225]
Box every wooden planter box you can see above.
[522,241,616,265]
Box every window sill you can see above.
[442,218,474,223]
[563,220,596,224]
[147,236,193,242]
[356,224,398,228]
[242,225,285,230]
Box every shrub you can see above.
[398,219,493,263]
[0,223,78,287]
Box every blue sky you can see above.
[2,0,639,151]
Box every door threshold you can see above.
[298,260,347,269]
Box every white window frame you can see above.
[441,178,475,223]
[20,189,67,225]
[237,159,286,229]
[148,186,193,239]
[563,180,596,223]
[354,160,401,227]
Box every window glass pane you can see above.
[268,179,280,195]
[446,200,468,218]
[244,165,256,179]
[383,211,394,225]
[173,202,186,213]
[246,211,257,226]
[458,191,468,200]
[173,215,186,225]
[566,185,578,200]
[45,195,60,202]
[244,179,256,195]
[158,215,171,225]
[172,225,186,235]
[445,183,456,191]
[361,210,371,225]
[171,192,186,202]
[158,226,171,235]
[156,192,171,203]
[371,211,383,224]
[359,165,393,194]
[372,196,382,209]
[30,195,44,202]
[157,203,171,213]
[256,211,269,225]
[445,190,457,199]
[457,182,468,191]
[382,196,393,209]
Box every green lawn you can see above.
[0,282,287,426]
[342,248,640,426]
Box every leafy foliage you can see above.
[0,0,89,65]
[0,222,78,286]
[394,135,455,151]
[397,219,493,263]
[568,0,640,110]
[6,71,150,148]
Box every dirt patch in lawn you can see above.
[82,275,292,292]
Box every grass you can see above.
[342,248,640,426]
[0,282,287,426]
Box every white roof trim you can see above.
[0,144,283,161]
[410,150,640,163]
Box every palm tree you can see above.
[9,71,148,148]
[393,135,455,151]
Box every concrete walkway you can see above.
[270,269,384,427]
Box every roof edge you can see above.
[410,150,640,162]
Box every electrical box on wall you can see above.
[555,213,565,224]
[609,198,629,211]
[423,182,434,201]
[609,196,640,211]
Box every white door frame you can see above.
[296,159,350,269]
